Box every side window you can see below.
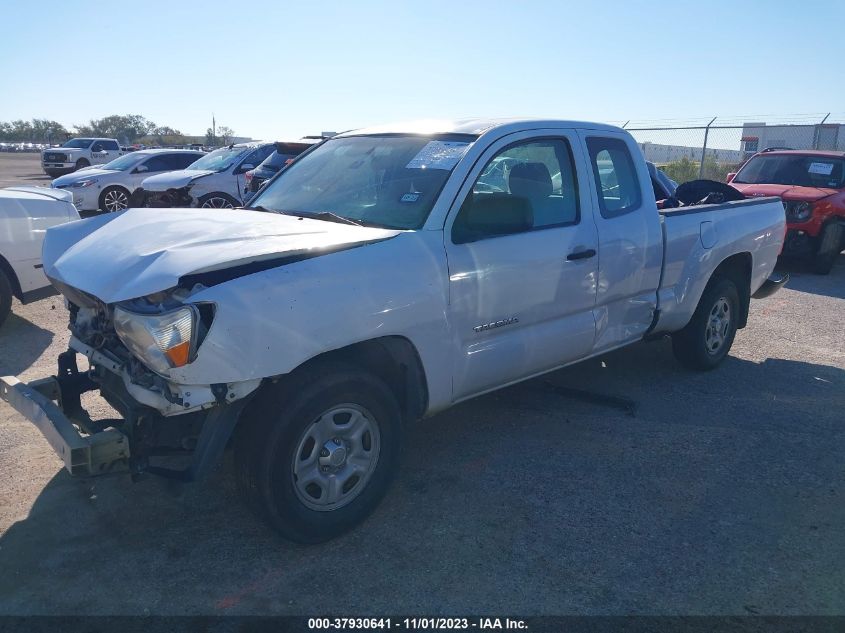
[173,153,201,169]
[105,140,120,150]
[586,137,642,218]
[452,138,579,244]
[143,155,173,172]
[91,141,104,152]
[242,146,274,170]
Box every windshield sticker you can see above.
[400,192,421,203]
[406,141,471,170]
[808,162,834,176]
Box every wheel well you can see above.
[712,252,751,328]
[289,337,429,423]
[0,252,22,300]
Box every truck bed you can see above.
[654,196,785,333]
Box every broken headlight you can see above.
[113,305,198,376]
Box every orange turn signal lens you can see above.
[164,341,191,367]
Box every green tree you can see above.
[217,125,235,145]
[74,114,157,143]
[662,156,699,184]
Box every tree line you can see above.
[0,115,236,146]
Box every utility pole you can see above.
[212,113,216,146]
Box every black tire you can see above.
[198,193,239,209]
[812,224,844,275]
[0,268,13,328]
[234,361,403,543]
[672,276,740,371]
[74,158,90,171]
[98,186,131,212]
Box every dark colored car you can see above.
[244,139,322,197]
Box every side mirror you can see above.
[726,172,736,183]
[134,164,149,173]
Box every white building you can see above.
[740,122,845,156]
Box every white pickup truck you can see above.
[42,138,124,177]
[1,119,787,543]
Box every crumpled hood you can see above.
[43,208,400,303]
[731,183,838,202]
[52,168,116,185]
[141,169,215,190]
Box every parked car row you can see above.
[46,137,323,212]
[0,142,53,152]
[1,118,790,544]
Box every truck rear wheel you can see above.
[0,268,12,328]
[234,362,403,543]
[671,276,739,371]
[812,223,843,275]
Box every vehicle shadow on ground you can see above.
[774,253,845,300]
[0,311,54,377]
[1,339,843,614]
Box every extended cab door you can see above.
[576,132,662,352]
[444,130,599,401]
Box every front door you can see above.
[444,131,599,401]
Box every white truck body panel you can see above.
[0,187,80,298]
[40,119,786,417]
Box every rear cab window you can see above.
[586,137,642,218]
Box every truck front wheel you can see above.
[234,362,403,543]
[672,276,740,371]
[75,158,90,171]
[812,223,844,275]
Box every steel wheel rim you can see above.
[291,403,381,512]
[104,189,128,211]
[202,197,233,209]
[705,297,731,355]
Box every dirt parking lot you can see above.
[0,154,843,615]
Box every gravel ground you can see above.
[0,153,843,615]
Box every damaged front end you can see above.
[1,284,259,481]
[130,186,194,208]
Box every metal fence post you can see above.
[698,117,717,179]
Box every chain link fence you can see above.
[614,114,845,185]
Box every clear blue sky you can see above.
[1,0,843,139]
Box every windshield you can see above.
[101,152,147,171]
[62,139,94,149]
[186,146,250,172]
[735,154,845,189]
[250,134,476,229]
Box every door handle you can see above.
[566,248,596,261]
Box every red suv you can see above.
[729,150,845,274]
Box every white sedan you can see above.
[51,149,205,212]
[0,187,80,327]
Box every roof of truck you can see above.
[338,118,624,138]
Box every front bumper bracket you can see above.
[0,375,130,476]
